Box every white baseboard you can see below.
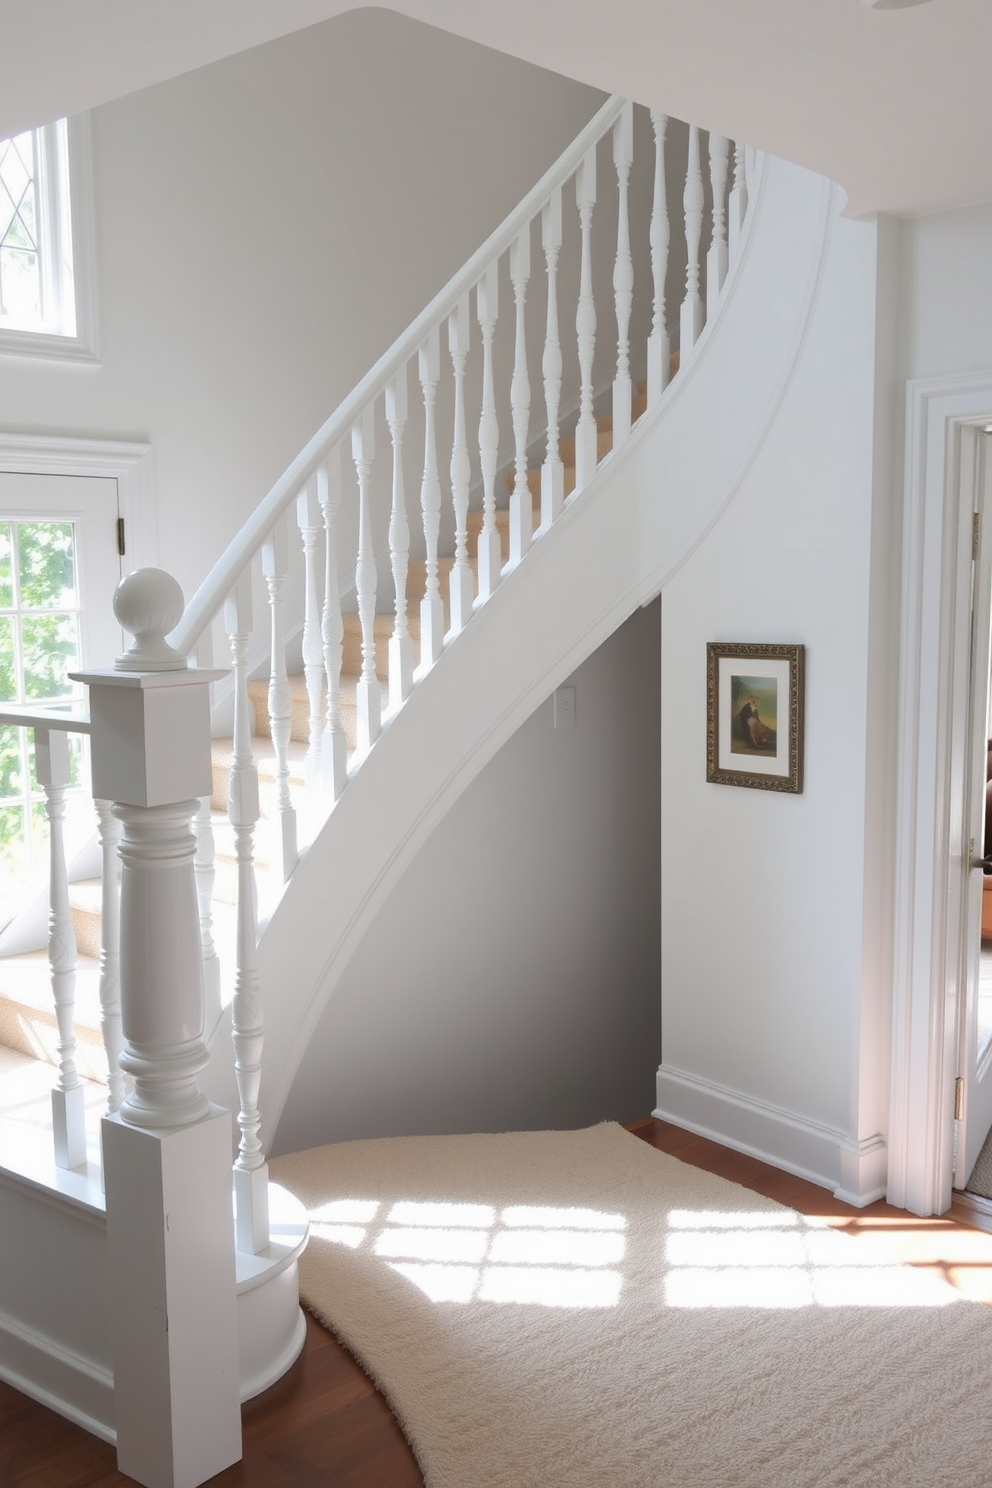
[655,1064,888,1207]
[0,1302,115,1443]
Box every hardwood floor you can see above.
[5,1116,992,1486]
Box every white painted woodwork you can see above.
[448,294,474,634]
[648,111,671,406]
[475,263,502,600]
[296,477,325,796]
[352,406,381,751]
[192,795,221,1044]
[95,796,125,1115]
[681,124,705,351]
[509,224,533,565]
[574,148,598,494]
[261,519,298,880]
[707,132,730,313]
[317,451,348,801]
[223,575,269,1257]
[36,724,86,1170]
[729,139,748,256]
[385,368,414,709]
[103,1111,242,1488]
[612,101,634,450]
[541,188,565,529]
[418,325,445,670]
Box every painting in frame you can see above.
[706,642,804,793]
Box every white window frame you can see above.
[0,114,98,362]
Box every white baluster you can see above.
[94,797,125,1116]
[707,132,730,314]
[541,187,565,530]
[681,124,705,351]
[352,405,381,751]
[475,264,502,601]
[574,148,598,494]
[448,294,474,634]
[297,475,325,797]
[318,449,348,801]
[222,573,269,1253]
[386,367,413,709]
[612,101,634,450]
[36,724,85,1169]
[508,224,532,566]
[192,793,221,1043]
[261,517,298,880]
[647,110,671,406]
[728,139,749,257]
[418,326,444,670]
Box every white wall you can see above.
[899,200,992,383]
[273,600,661,1153]
[656,205,891,1199]
[0,9,602,608]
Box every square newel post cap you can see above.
[70,567,227,807]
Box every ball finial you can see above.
[113,568,188,672]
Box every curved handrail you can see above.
[171,94,625,655]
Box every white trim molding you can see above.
[887,370,992,1216]
[655,1064,887,1205]
[0,432,156,572]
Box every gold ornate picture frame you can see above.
[706,642,805,794]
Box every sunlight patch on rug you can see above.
[272,1123,992,1488]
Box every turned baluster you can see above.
[36,724,85,1168]
[475,264,502,601]
[681,124,705,351]
[352,405,381,751]
[647,110,671,406]
[297,475,325,796]
[94,797,125,1115]
[448,294,474,633]
[707,132,730,314]
[729,139,749,256]
[418,326,444,670]
[261,518,298,879]
[612,101,634,450]
[318,450,348,800]
[192,793,221,1042]
[541,187,565,530]
[574,147,598,494]
[386,367,413,709]
[508,224,532,566]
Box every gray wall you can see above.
[273,599,661,1153]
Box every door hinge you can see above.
[955,1076,965,1122]
[116,517,125,557]
[974,511,981,561]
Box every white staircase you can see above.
[0,88,841,1487]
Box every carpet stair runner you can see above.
[0,389,650,1086]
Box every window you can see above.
[0,116,96,360]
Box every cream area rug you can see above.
[271,1123,992,1487]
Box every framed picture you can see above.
[706,642,804,793]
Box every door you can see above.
[0,470,122,897]
[956,432,992,1187]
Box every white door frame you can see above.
[888,370,992,1215]
[0,433,156,573]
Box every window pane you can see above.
[0,615,15,700]
[0,725,23,799]
[0,524,13,609]
[22,613,78,699]
[17,520,76,608]
[0,803,27,888]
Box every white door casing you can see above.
[889,372,992,1215]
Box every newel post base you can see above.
[103,1109,242,1488]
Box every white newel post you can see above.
[73,568,241,1488]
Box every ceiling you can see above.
[2,0,989,217]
